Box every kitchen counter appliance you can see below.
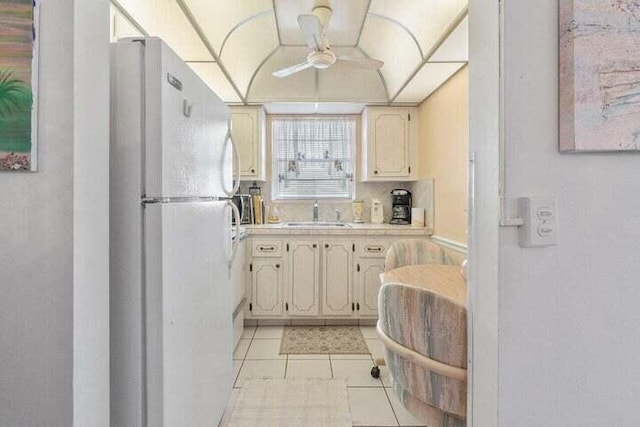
[110,37,240,427]
[231,194,253,225]
[371,199,384,224]
[390,189,412,225]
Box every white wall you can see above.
[418,66,468,244]
[0,0,110,425]
[498,2,640,426]
[73,0,110,426]
[0,1,74,424]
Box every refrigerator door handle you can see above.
[224,119,241,198]
[228,200,241,267]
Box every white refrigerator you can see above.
[110,37,240,427]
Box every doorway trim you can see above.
[467,0,501,426]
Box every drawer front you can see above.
[357,241,389,258]
[252,240,283,257]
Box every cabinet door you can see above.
[365,107,416,181]
[287,241,320,316]
[356,258,386,317]
[322,241,354,316]
[232,238,246,311]
[231,106,264,180]
[250,259,283,316]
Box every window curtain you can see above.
[271,117,355,199]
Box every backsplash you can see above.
[411,179,435,229]
[239,179,434,226]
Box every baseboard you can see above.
[232,298,246,319]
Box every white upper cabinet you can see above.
[361,107,418,181]
[231,106,265,181]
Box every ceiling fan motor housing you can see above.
[308,50,336,69]
[312,0,333,28]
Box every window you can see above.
[271,116,356,200]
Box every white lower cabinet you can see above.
[232,239,246,311]
[322,241,354,316]
[232,238,246,348]
[356,258,386,317]
[250,259,284,316]
[355,240,391,317]
[287,240,320,316]
[246,235,413,320]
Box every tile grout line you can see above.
[282,327,288,379]
[239,333,254,387]
[233,358,245,389]
[329,353,334,378]
[235,330,257,388]
[234,332,253,387]
[381,386,402,427]
[284,354,289,379]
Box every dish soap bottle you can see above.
[268,205,281,224]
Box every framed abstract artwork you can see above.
[0,0,38,171]
[559,1,640,152]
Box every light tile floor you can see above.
[226,325,426,427]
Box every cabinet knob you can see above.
[356,302,360,311]
[275,264,280,269]
[324,243,329,248]
[374,170,379,175]
[312,244,317,248]
[251,168,255,173]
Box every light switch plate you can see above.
[517,197,557,247]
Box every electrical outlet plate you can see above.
[517,197,557,248]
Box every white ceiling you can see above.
[110,0,468,106]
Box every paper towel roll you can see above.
[411,208,425,227]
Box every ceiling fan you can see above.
[272,0,384,78]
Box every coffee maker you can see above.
[390,189,412,225]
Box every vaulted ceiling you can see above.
[110,0,468,105]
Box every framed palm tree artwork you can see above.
[0,0,38,171]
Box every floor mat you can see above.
[279,325,370,354]
[220,379,352,427]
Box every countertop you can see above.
[243,223,433,236]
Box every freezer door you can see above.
[145,201,232,427]
[143,38,233,198]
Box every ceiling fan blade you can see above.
[336,56,384,70]
[272,61,314,78]
[298,14,324,50]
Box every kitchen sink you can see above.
[283,222,352,228]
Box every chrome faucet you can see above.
[313,199,319,222]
